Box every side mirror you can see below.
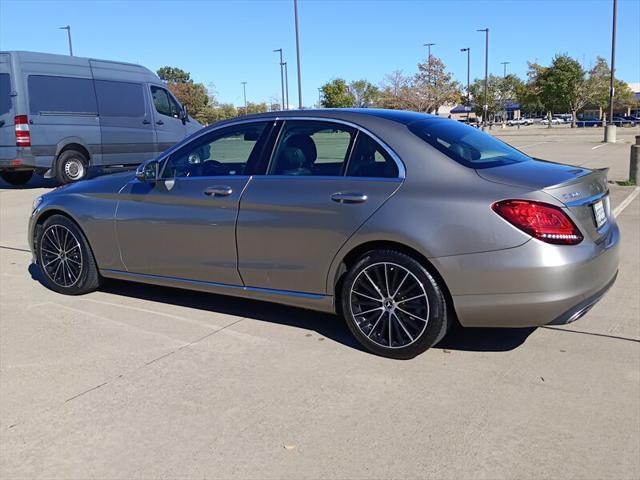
[181,106,189,125]
[136,160,159,183]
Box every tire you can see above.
[55,149,88,184]
[340,250,450,360]
[1,170,33,186]
[36,214,101,295]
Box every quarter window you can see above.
[163,122,268,178]
[151,86,182,118]
[346,133,399,178]
[95,80,145,117]
[268,121,355,176]
[28,75,97,114]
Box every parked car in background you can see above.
[612,116,636,127]
[622,115,640,124]
[541,117,563,125]
[0,51,202,185]
[576,118,603,128]
[28,109,619,359]
[506,118,533,126]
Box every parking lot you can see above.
[1,127,639,479]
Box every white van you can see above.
[0,51,202,185]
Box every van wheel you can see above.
[56,149,88,184]
[1,170,33,186]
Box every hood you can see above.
[51,170,135,196]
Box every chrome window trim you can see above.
[155,116,406,180]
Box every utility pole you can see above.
[501,61,510,77]
[294,0,303,109]
[423,43,435,113]
[605,0,617,143]
[241,82,247,115]
[500,61,510,123]
[59,25,73,56]
[477,28,489,130]
[460,48,470,123]
[273,49,285,110]
[318,88,322,108]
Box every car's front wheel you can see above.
[36,214,101,295]
[341,250,450,359]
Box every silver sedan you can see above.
[28,109,619,359]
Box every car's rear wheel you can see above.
[1,170,33,186]
[37,214,101,295]
[55,149,88,184]
[341,250,450,359]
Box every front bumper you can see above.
[432,221,620,328]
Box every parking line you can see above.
[592,143,607,150]
[613,186,640,218]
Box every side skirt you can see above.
[100,269,336,314]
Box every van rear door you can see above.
[0,53,15,167]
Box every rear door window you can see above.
[0,73,11,115]
[95,80,145,117]
[268,121,355,176]
[28,75,97,114]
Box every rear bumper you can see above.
[432,222,620,328]
[0,148,50,171]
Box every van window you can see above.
[28,75,97,115]
[151,86,182,118]
[0,73,11,115]
[95,80,145,117]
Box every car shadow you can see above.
[0,174,57,190]
[28,264,535,354]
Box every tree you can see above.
[156,66,191,84]
[587,57,636,119]
[379,70,413,110]
[320,78,356,108]
[349,80,380,107]
[468,74,524,122]
[414,55,462,113]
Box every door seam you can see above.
[234,175,254,286]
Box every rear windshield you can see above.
[0,73,11,115]
[408,119,530,169]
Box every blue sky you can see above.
[1,0,638,107]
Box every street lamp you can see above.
[477,28,489,129]
[318,87,322,108]
[500,61,510,77]
[460,48,470,122]
[273,48,285,110]
[605,0,617,143]
[241,82,247,115]
[283,61,290,110]
[423,43,435,113]
[59,25,73,56]
[293,0,303,109]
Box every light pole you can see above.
[460,47,470,122]
[605,0,617,143]
[318,88,322,108]
[423,43,435,113]
[241,82,247,115]
[283,61,289,110]
[59,25,73,56]
[477,28,489,129]
[500,61,510,123]
[273,49,285,110]
[293,0,303,109]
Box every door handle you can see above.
[156,120,164,125]
[331,192,368,204]
[143,119,151,125]
[204,185,233,197]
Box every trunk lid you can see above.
[477,159,611,242]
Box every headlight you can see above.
[32,196,43,212]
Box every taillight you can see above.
[15,115,31,147]
[492,199,583,245]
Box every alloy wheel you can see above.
[349,262,429,349]
[40,224,83,287]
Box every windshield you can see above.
[408,119,531,169]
